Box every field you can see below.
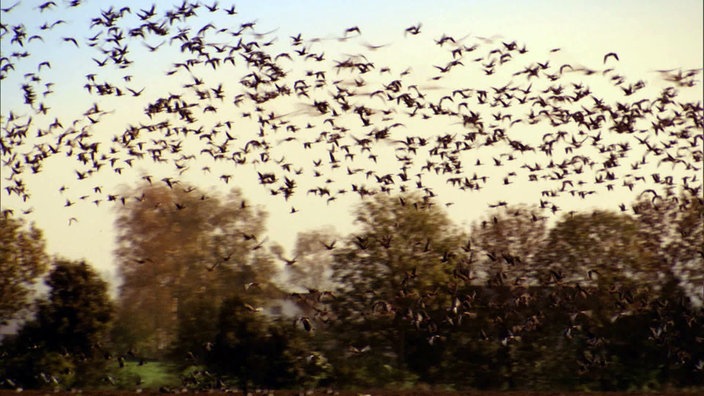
[3,358,702,396]
[3,390,702,396]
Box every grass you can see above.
[107,360,181,390]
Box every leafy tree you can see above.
[285,227,339,292]
[0,259,114,388]
[514,211,643,388]
[519,199,703,390]
[599,192,703,389]
[37,260,114,356]
[207,295,330,390]
[0,215,50,324]
[112,183,281,359]
[534,210,655,287]
[469,204,548,284]
[631,190,704,305]
[329,193,465,386]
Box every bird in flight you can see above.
[603,52,619,63]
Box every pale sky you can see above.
[1,0,702,291]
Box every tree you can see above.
[207,295,330,391]
[631,190,704,305]
[112,183,281,359]
[469,204,548,284]
[38,260,114,356]
[618,190,704,388]
[284,226,339,292]
[521,200,703,390]
[329,193,466,386]
[0,259,114,388]
[0,215,50,324]
[533,210,655,287]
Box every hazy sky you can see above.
[1,0,702,289]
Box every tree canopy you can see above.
[1,259,113,388]
[0,215,49,324]
[112,183,282,358]
[1,192,703,391]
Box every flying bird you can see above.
[603,52,619,63]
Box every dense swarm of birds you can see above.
[1,0,701,219]
[1,1,703,390]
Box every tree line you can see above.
[1,183,702,391]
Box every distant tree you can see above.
[469,204,548,284]
[533,210,655,287]
[520,199,704,391]
[329,193,465,386]
[112,183,281,359]
[284,226,339,292]
[0,259,114,388]
[631,190,704,304]
[208,295,268,389]
[0,215,50,324]
[207,295,330,391]
[37,260,114,356]
[617,191,704,388]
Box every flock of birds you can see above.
[1,0,701,223]
[1,1,703,389]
